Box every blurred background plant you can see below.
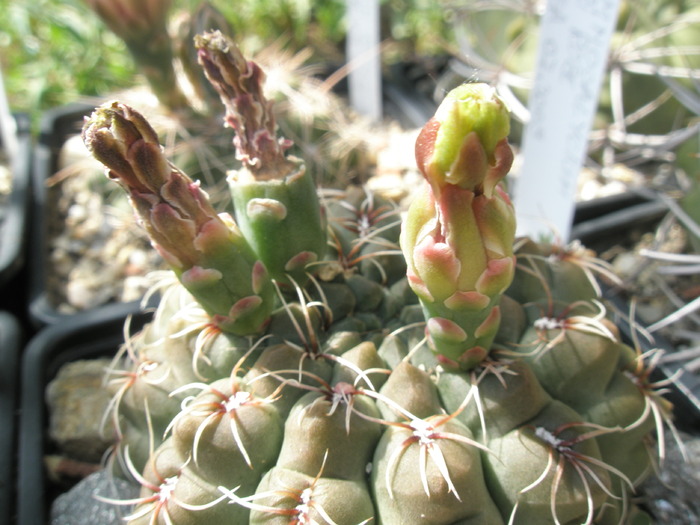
[1,0,137,129]
[0,0,451,130]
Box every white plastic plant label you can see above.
[514,0,621,242]
[346,0,382,121]
[0,68,18,163]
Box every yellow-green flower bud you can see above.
[401,84,516,370]
[416,83,511,195]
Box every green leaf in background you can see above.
[1,0,451,130]
[1,0,136,128]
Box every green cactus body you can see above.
[229,159,327,286]
[84,32,672,524]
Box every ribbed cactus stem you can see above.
[196,31,327,286]
[401,84,516,371]
[82,101,274,335]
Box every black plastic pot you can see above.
[0,113,32,291]
[28,103,146,328]
[17,307,151,525]
[571,190,669,252]
[0,311,22,525]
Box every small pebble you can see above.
[50,469,138,525]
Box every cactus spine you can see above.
[83,30,672,524]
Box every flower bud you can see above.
[83,101,274,334]
[401,84,516,370]
[416,83,511,196]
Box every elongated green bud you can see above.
[196,31,327,286]
[82,101,274,335]
[401,84,516,370]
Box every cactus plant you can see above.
[81,30,675,524]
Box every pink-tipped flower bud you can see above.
[83,101,273,335]
[195,31,294,179]
[401,84,516,370]
[195,31,327,286]
[416,83,512,196]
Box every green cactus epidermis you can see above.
[229,159,328,288]
[106,186,665,524]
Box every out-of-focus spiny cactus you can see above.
[84,0,190,112]
[83,30,674,524]
[444,0,700,173]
